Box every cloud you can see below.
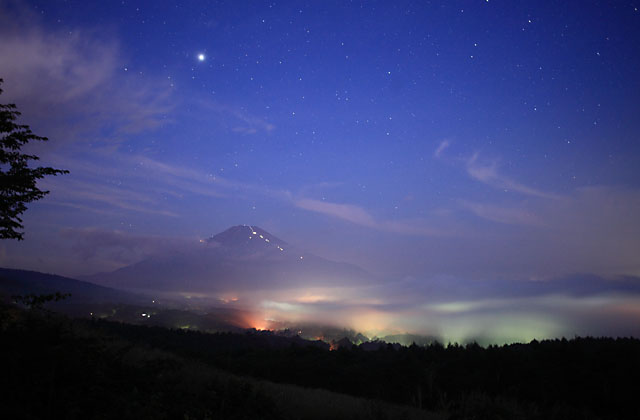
[0,3,173,145]
[56,154,451,240]
[459,200,544,226]
[237,273,640,342]
[434,139,450,158]
[131,156,293,203]
[463,186,640,277]
[295,199,376,226]
[0,225,196,277]
[466,153,560,199]
[40,151,298,220]
[294,198,445,236]
[38,152,238,218]
[35,147,640,281]
[41,176,179,218]
[61,227,193,266]
[198,101,276,135]
[375,274,640,305]
[96,157,449,238]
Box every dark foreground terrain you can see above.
[0,301,436,420]
[2,300,639,420]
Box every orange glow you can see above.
[349,310,391,335]
[231,310,266,330]
[610,300,640,317]
[296,294,330,303]
[249,318,269,330]
[219,296,239,304]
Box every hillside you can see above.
[0,268,144,305]
[4,296,640,419]
[0,302,439,420]
[84,225,376,294]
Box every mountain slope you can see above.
[84,225,375,293]
[0,267,144,304]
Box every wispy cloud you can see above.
[54,152,449,237]
[42,177,179,218]
[118,158,447,237]
[131,156,292,202]
[61,227,193,266]
[199,101,275,135]
[44,148,640,280]
[295,199,376,226]
[294,198,446,236]
[459,200,544,226]
[0,3,173,145]
[434,139,450,158]
[43,151,296,220]
[466,153,561,199]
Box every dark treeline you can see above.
[3,300,640,419]
[89,316,639,420]
[1,304,283,420]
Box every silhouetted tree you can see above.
[12,292,71,311]
[0,78,68,240]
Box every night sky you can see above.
[2,1,640,342]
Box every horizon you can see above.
[1,0,640,344]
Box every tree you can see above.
[0,78,68,240]
[12,292,71,311]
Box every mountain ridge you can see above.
[83,225,376,294]
[0,267,144,305]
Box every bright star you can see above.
[197,53,205,61]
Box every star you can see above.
[197,53,205,61]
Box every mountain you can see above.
[0,267,144,305]
[207,225,288,256]
[84,225,375,294]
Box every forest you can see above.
[2,299,638,420]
